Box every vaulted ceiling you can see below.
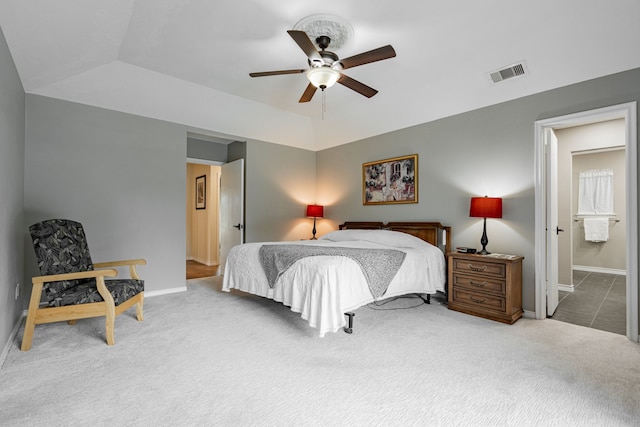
[1,1,639,151]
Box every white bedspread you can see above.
[221,230,446,337]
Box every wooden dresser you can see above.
[447,253,524,324]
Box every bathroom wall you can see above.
[571,149,626,271]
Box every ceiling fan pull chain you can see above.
[322,89,326,120]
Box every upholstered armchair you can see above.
[21,219,146,351]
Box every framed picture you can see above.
[363,154,418,205]
[195,175,206,210]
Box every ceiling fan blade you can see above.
[299,83,317,103]
[287,30,322,63]
[337,74,378,98]
[249,69,306,77]
[339,45,396,70]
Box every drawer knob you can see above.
[468,263,487,272]
[469,296,487,304]
[470,281,486,288]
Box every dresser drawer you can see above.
[451,288,506,312]
[452,258,505,278]
[451,273,506,295]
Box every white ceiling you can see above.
[1,0,639,151]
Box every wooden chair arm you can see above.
[93,259,147,268]
[32,269,118,285]
[93,259,146,280]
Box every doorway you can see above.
[552,129,626,334]
[534,102,638,342]
[186,161,222,278]
[185,133,246,279]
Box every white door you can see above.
[218,159,244,275]
[546,128,560,316]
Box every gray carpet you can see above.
[2,276,639,426]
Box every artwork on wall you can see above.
[196,175,206,210]
[363,154,418,205]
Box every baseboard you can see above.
[573,265,626,276]
[522,309,536,319]
[145,286,187,298]
[190,257,217,267]
[1,310,27,369]
[558,283,574,292]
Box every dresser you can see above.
[447,253,524,324]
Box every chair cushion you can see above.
[29,219,94,301]
[46,279,144,307]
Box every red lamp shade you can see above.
[469,196,503,219]
[306,204,324,218]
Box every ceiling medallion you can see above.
[293,13,354,50]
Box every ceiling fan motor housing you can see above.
[309,49,340,69]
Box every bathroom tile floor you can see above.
[551,271,626,335]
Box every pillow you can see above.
[319,229,431,248]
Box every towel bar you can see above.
[573,217,620,222]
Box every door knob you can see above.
[233,224,244,230]
[556,226,564,234]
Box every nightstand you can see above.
[447,252,524,324]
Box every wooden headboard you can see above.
[339,221,452,254]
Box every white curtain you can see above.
[578,169,614,214]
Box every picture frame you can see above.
[195,175,206,210]
[363,154,418,205]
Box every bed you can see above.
[221,221,452,337]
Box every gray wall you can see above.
[24,95,187,294]
[186,137,228,163]
[316,67,640,314]
[0,26,25,354]
[22,96,317,299]
[244,140,317,242]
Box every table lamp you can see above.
[469,196,502,254]
[306,204,324,240]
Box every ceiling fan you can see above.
[249,30,396,103]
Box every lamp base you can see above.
[310,217,318,240]
[478,217,490,255]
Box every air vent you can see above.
[489,61,528,83]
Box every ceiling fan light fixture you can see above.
[307,66,340,89]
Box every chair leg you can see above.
[21,283,44,351]
[21,313,37,352]
[105,307,115,346]
[96,277,117,345]
[136,295,144,322]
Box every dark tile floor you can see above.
[551,271,626,335]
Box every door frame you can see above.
[533,102,638,342]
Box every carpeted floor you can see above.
[2,276,640,426]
